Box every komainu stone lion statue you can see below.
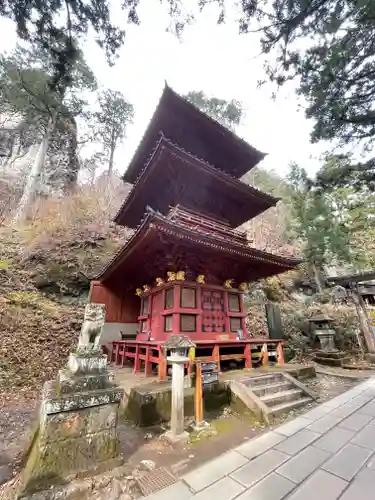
[77,303,106,349]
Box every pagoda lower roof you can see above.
[97,208,302,289]
[115,136,278,229]
[123,85,266,184]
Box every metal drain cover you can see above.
[137,467,177,496]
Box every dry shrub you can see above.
[15,179,132,296]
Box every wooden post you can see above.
[158,347,167,381]
[244,343,252,369]
[195,362,204,426]
[213,345,221,372]
[276,342,284,365]
[261,343,269,367]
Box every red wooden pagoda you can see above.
[89,85,301,379]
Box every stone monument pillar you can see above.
[18,304,124,496]
[163,335,195,444]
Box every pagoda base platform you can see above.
[109,339,285,381]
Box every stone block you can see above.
[143,480,193,500]
[182,451,247,492]
[68,351,107,375]
[42,384,123,414]
[274,429,320,455]
[286,469,347,500]
[275,417,313,437]
[42,403,118,441]
[235,431,285,459]
[58,368,113,393]
[340,467,375,500]
[307,415,342,434]
[22,427,121,494]
[339,413,374,431]
[276,445,331,483]
[236,472,295,500]
[230,449,289,488]
[322,442,372,481]
[303,405,333,421]
[329,404,357,419]
[193,476,245,500]
[314,427,355,453]
[351,423,375,450]
[357,402,375,417]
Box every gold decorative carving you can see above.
[155,277,165,287]
[167,271,176,282]
[176,271,185,281]
[196,274,205,284]
[143,284,151,293]
[239,282,249,292]
[135,288,143,297]
[224,279,233,289]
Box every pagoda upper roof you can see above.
[97,207,302,289]
[115,136,278,229]
[123,84,266,184]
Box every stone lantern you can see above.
[308,313,336,352]
[308,313,349,366]
[163,334,196,443]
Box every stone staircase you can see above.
[230,372,316,423]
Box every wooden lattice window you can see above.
[164,288,174,310]
[228,293,240,312]
[230,317,242,332]
[141,320,147,333]
[164,315,173,332]
[180,314,196,332]
[141,297,149,315]
[181,287,196,308]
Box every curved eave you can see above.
[97,211,302,283]
[114,137,279,228]
[123,84,266,184]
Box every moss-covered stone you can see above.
[124,382,230,426]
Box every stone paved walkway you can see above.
[144,377,375,500]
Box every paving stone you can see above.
[351,423,375,450]
[350,395,375,408]
[276,445,330,483]
[144,481,193,500]
[274,429,320,455]
[357,402,375,417]
[307,415,342,434]
[339,467,375,500]
[230,449,289,488]
[193,476,245,500]
[286,469,348,500]
[303,406,333,420]
[182,451,248,492]
[329,405,357,419]
[235,431,285,459]
[322,442,373,480]
[339,413,374,431]
[275,417,313,437]
[236,472,295,500]
[314,427,355,453]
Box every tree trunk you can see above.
[12,117,55,224]
[108,145,115,177]
[351,288,375,353]
[312,263,324,293]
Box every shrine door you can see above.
[201,289,226,333]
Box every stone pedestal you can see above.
[313,330,349,367]
[19,347,124,496]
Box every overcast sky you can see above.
[0,1,328,178]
